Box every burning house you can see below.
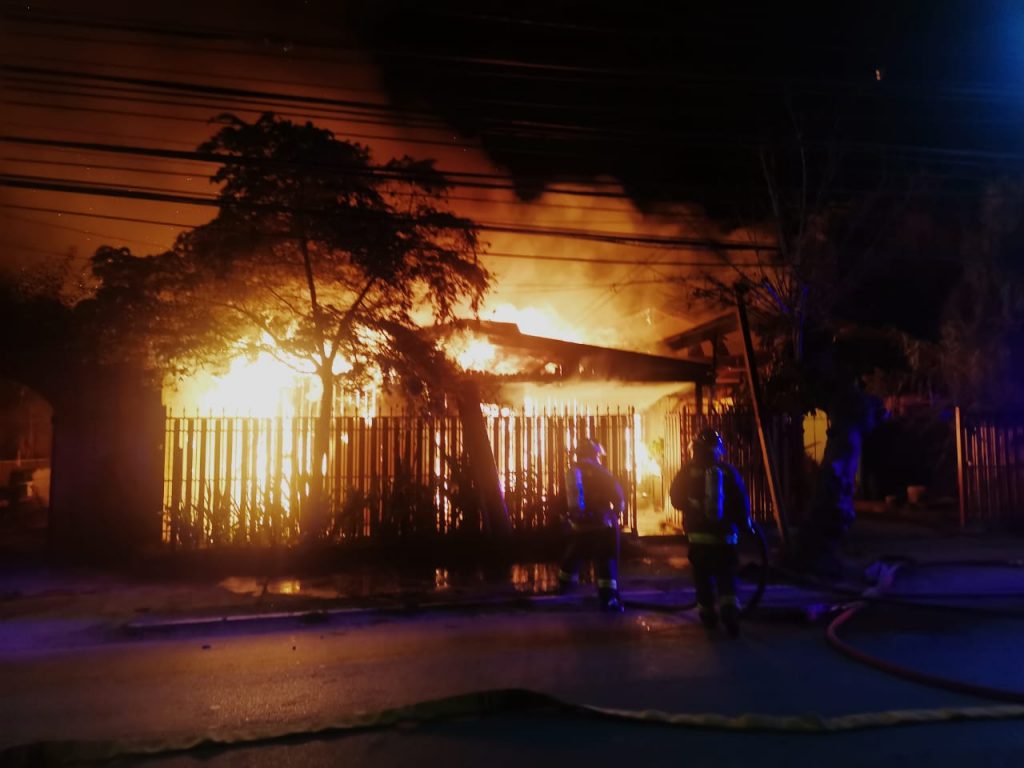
[161,312,715,547]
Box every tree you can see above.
[934,181,1024,410]
[686,135,909,568]
[94,113,489,537]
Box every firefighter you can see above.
[558,438,626,612]
[669,427,752,636]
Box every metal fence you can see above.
[163,408,640,547]
[955,407,1024,526]
[664,406,796,528]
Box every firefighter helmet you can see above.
[689,427,725,462]
[575,438,606,462]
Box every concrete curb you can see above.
[122,584,832,637]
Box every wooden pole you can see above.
[955,405,966,529]
[734,284,790,546]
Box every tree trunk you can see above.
[455,380,511,536]
[304,367,333,539]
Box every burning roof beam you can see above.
[439,321,714,384]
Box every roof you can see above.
[435,320,715,385]
[661,312,737,351]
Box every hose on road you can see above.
[820,557,1024,704]
[4,688,1024,767]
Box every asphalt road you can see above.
[4,599,1024,767]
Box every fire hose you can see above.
[5,687,1024,767]
[818,557,1024,705]
[8,554,1024,764]
[624,522,769,617]
[628,536,1024,705]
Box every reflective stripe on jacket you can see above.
[565,459,625,528]
[669,460,750,544]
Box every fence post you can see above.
[955,405,966,529]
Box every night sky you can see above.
[3,1,1022,346]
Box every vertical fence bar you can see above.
[165,403,740,547]
[211,418,223,545]
[1011,428,1019,524]
[196,418,208,546]
[955,406,966,529]
[968,425,979,524]
[983,421,993,522]
[238,419,249,544]
[225,418,236,538]
[272,417,283,543]
[168,418,182,547]
[183,417,195,546]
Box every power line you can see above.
[0,204,192,229]
[3,81,447,133]
[9,81,1023,181]
[0,210,171,249]
[1,120,201,150]
[10,53,384,97]
[5,72,447,130]
[0,203,776,265]
[3,95,469,151]
[0,134,650,200]
[0,171,779,250]
[23,50,1024,129]
[2,172,219,200]
[2,156,215,179]
[13,7,1024,108]
[9,63,1023,184]
[0,133,617,186]
[481,251,770,268]
[1,156,702,217]
[3,64,444,122]
[0,156,683,213]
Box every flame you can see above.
[483,303,585,343]
[164,336,369,418]
[176,352,315,416]
[454,337,497,371]
[445,329,529,375]
[162,344,376,536]
[448,301,618,374]
[633,413,662,481]
[165,298,671,542]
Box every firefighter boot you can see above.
[557,571,579,596]
[720,600,740,637]
[697,605,718,630]
[599,587,625,613]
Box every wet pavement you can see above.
[0,517,1022,648]
[5,519,1024,766]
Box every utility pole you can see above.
[734,284,790,546]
